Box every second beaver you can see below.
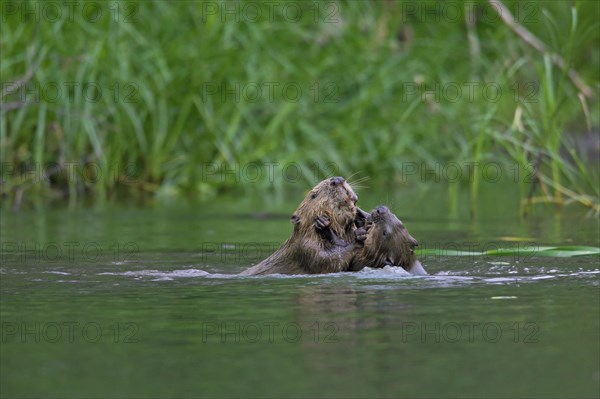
[240,177,368,276]
[350,206,427,275]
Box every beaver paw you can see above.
[314,215,331,231]
[355,227,368,242]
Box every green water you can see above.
[1,186,599,398]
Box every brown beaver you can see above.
[240,177,368,276]
[350,205,427,275]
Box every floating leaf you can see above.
[416,246,599,258]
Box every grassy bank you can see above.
[1,0,598,213]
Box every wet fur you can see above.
[350,206,427,275]
[240,177,363,276]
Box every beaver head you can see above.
[358,205,419,270]
[290,176,358,240]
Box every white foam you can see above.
[356,265,413,277]
[99,269,210,280]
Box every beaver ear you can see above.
[290,214,300,224]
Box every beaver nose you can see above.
[376,205,389,214]
[330,176,345,186]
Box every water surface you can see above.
[1,187,599,398]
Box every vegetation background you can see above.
[1,0,598,214]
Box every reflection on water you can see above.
[1,188,599,398]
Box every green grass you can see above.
[1,0,598,212]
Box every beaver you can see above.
[240,176,368,276]
[349,205,427,275]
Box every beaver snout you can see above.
[355,206,370,228]
[330,176,345,186]
[356,206,370,220]
[373,205,390,216]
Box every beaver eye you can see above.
[310,193,317,199]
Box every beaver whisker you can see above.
[351,175,370,183]
[346,171,363,182]
[348,176,371,186]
